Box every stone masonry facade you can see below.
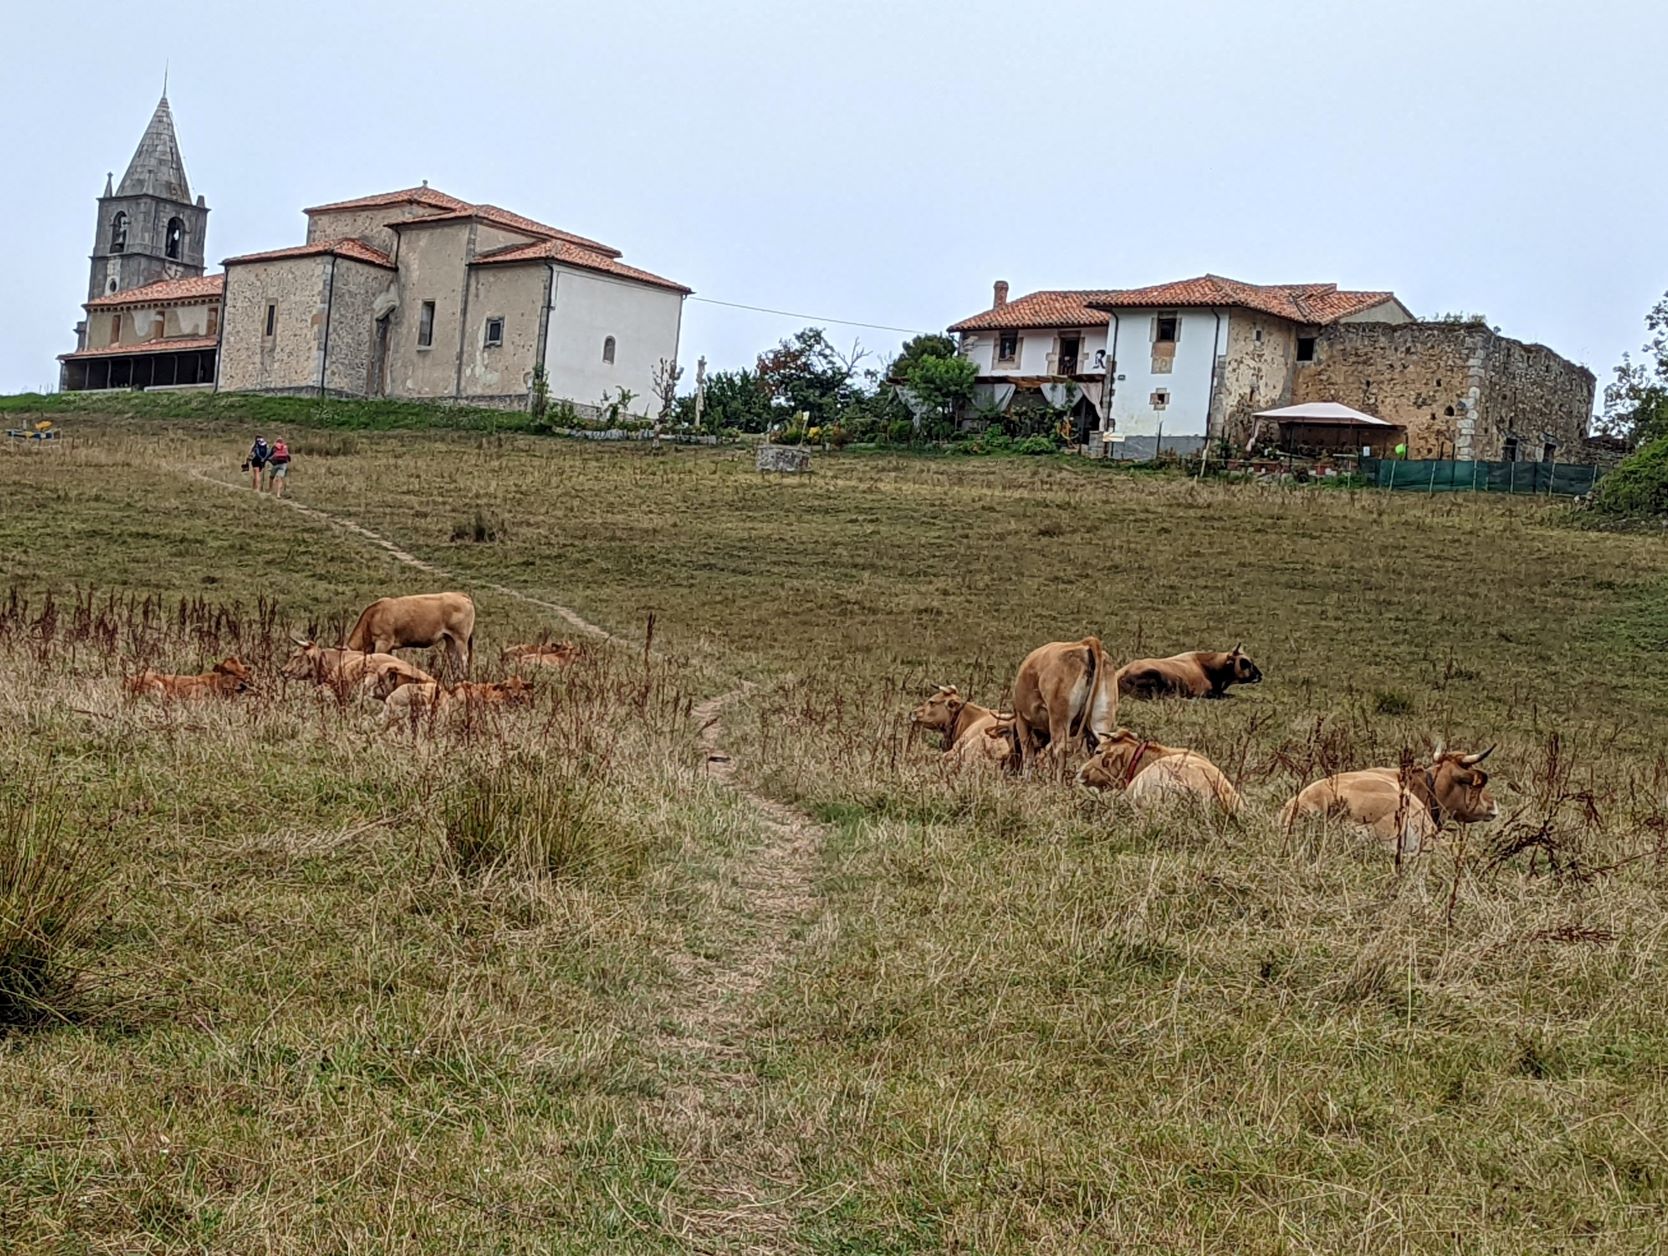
[1291,321,1595,461]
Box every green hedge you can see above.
[1592,438,1668,517]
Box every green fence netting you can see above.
[1360,458,1600,496]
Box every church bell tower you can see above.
[87,93,209,304]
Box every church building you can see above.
[60,93,222,391]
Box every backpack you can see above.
[251,438,269,464]
[272,440,290,462]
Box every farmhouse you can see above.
[949,275,1597,460]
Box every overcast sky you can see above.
[5,0,1665,399]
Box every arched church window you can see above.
[111,212,128,253]
[602,336,616,364]
[166,217,184,260]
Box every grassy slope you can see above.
[3,415,1668,1251]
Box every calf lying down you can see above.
[124,656,252,699]
[909,684,1013,768]
[382,676,534,723]
[1075,728,1241,814]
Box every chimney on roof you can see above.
[993,279,1009,308]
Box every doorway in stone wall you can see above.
[370,313,392,396]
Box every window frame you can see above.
[263,304,277,338]
[110,212,128,254]
[483,315,504,348]
[602,335,616,364]
[165,216,184,261]
[1295,335,1317,363]
[996,330,1020,364]
[1154,312,1180,344]
[109,314,121,344]
[417,301,436,349]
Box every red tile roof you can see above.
[86,274,224,308]
[948,290,1120,332]
[302,185,471,216]
[951,275,1404,334]
[473,239,691,294]
[1089,275,1400,324]
[222,238,397,269]
[392,205,621,258]
[59,335,219,361]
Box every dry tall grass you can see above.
[3,417,1668,1250]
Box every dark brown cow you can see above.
[346,593,475,674]
[125,656,252,700]
[1117,645,1262,700]
[1010,636,1119,777]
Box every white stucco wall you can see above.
[544,268,684,414]
[1104,308,1225,436]
[958,326,1109,376]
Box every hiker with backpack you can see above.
[244,436,270,491]
[267,437,292,498]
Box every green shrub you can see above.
[886,419,914,445]
[1592,438,1668,518]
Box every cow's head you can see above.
[496,675,534,701]
[1429,744,1499,823]
[910,684,964,733]
[1228,643,1262,686]
[280,636,323,680]
[1076,728,1149,790]
[212,657,253,692]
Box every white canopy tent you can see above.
[1247,401,1402,456]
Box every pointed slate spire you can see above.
[102,171,113,197]
[117,94,191,202]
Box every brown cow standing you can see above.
[1117,645,1262,700]
[1077,729,1242,814]
[346,593,475,675]
[1010,636,1119,777]
[909,685,1013,768]
[1280,745,1499,855]
[125,657,252,699]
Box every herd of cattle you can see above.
[911,635,1499,855]
[122,592,584,725]
[122,592,1498,853]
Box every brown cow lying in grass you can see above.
[281,639,435,699]
[909,684,1012,768]
[503,641,586,670]
[1076,729,1242,814]
[1280,745,1498,854]
[1117,644,1262,700]
[1010,636,1119,777]
[124,657,253,700]
[382,675,534,724]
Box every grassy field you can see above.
[2,412,1667,1252]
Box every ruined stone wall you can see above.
[1473,335,1595,459]
[1294,323,1484,457]
[219,257,327,393]
[1295,322,1593,459]
[1213,312,1297,442]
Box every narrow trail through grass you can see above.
[187,461,823,1253]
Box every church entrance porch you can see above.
[59,344,218,392]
